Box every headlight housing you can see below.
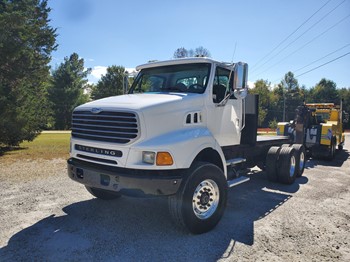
[142,151,156,164]
[142,151,174,166]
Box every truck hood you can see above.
[75,93,205,144]
[76,93,198,111]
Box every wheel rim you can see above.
[192,179,219,220]
[299,151,305,171]
[289,155,296,177]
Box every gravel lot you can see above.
[0,135,349,261]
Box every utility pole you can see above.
[283,88,286,122]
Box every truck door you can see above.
[206,65,243,146]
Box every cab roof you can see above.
[136,57,233,71]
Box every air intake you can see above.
[71,110,139,144]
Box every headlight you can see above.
[142,151,156,164]
[142,151,174,166]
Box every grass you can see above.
[0,130,279,163]
[0,133,70,163]
[257,132,277,136]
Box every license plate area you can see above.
[76,168,84,179]
[100,174,110,186]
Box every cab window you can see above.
[213,67,234,103]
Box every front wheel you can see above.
[168,162,227,234]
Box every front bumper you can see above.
[67,158,183,197]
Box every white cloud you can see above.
[91,66,108,79]
[125,67,138,77]
[247,81,255,89]
[88,66,138,84]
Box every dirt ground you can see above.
[0,136,349,261]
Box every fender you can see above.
[127,127,226,175]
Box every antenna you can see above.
[217,43,237,107]
[231,42,237,62]
[228,42,237,86]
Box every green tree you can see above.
[338,87,350,129]
[49,53,91,130]
[250,79,271,126]
[309,78,339,103]
[173,47,188,58]
[194,46,211,57]
[91,65,127,100]
[278,72,303,121]
[173,46,211,58]
[0,0,57,146]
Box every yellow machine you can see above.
[277,102,348,160]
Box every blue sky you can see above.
[48,0,350,88]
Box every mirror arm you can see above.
[216,92,233,107]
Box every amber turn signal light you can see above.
[156,152,174,166]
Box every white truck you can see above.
[68,58,305,234]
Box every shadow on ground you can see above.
[0,170,311,261]
[0,146,27,157]
[305,148,349,169]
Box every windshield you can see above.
[129,63,211,94]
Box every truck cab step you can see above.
[226,157,246,166]
[227,176,250,188]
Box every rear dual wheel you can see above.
[266,146,281,182]
[266,144,305,184]
[278,147,297,184]
[326,136,336,160]
[291,144,306,177]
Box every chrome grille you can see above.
[71,110,139,144]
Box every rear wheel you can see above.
[326,136,336,160]
[168,162,227,234]
[277,147,297,184]
[266,146,281,182]
[85,186,122,200]
[291,144,306,177]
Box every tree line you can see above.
[0,0,128,146]
[0,1,349,147]
[250,72,350,129]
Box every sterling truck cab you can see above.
[68,58,305,234]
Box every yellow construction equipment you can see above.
[277,101,348,160]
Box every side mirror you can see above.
[233,88,247,100]
[233,62,248,99]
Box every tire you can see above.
[266,146,281,182]
[277,147,297,184]
[281,144,291,148]
[85,186,122,200]
[168,162,227,234]
[291,144,306,177]
[326,137,336,160]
